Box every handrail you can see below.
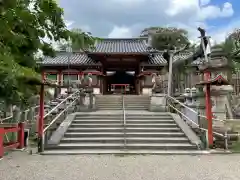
[165,94,228,148]
[43,98,78,132]
[44,90,79,118]
[166,95,226,123]
[167,103,224,137]
[122,95,126,147]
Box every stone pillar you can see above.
[183,87,199,125]
[149,93,166,112]
[195,86,207,129]
[182,88,192,122]
[210,85,233,127]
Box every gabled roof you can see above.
[40,52,100,66]
[146,51,200,65]
[91,38,150,54]
[41,38,203,66]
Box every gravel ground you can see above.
[1,151,240,180]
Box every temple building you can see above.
[40,37,199,95]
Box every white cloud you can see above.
[106,0,234,43]
[166,0,234,20]
[108,26,132,38]
[221,2,234,17]
[60,0,235,44]
[200,0,211,6]
[209,20,240,43]
[166,0,199,17]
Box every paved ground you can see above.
[1,151,240,180]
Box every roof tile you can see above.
[147,52,199,65]
[92,38,149,53]
[41,38,202,66]
[41,52,99,66]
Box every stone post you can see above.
[10,106,21,142]
[182,88,191,122]
[195,86,207,129]
[210,85,233,128]
[184,87,199,125]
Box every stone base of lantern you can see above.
[149,93,167,112]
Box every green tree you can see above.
[58,28,98,51]
[213,37,240,83]
[0,0,76,106]
[141,27,190,50]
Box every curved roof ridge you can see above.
[101,37,148,41]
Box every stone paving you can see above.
[1,151,240,180]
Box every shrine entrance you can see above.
[105,70,136,94]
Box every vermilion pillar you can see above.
[204,71,213,148]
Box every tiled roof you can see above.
[41,52,99,66]
[41,38,203,66]
[172,51,194,63]
[147,51,200,65]
[91,38,150,53]
[148,54,167,65]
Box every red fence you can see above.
[0,123,25,158]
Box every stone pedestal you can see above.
[182,88,199,126]
[149,93,166,112]
[206,85,233,127]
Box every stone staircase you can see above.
[96,95,150,110]
[43,111,203,155]
[96,95,122,110]
[124,95,150,110]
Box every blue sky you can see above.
[58,0,239,43]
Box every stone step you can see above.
[125,107,149,109]
[67,127,181,132]
[97,108,123,110]
[124,100,150,101]
[124,101,150,103]
[126,116,172,120]
[75,116,123,120]
[50,143,196,150]
[124,107,149,109]
[97,107,122,109]
[97,102,122,104]
[97,100,122,101]
[70,123,178,128]
[64,132,186,137]
[61,137,189,143]
[125,103,149,105]
[72,120,175,124]
[96,102,122,105]
[124,101,150,102]
[97,107,122,108]
[97,104,122,106]
[126,114,171,116]
[42,149,209,155]
[72,120,122,124]
[124,104,149,105]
